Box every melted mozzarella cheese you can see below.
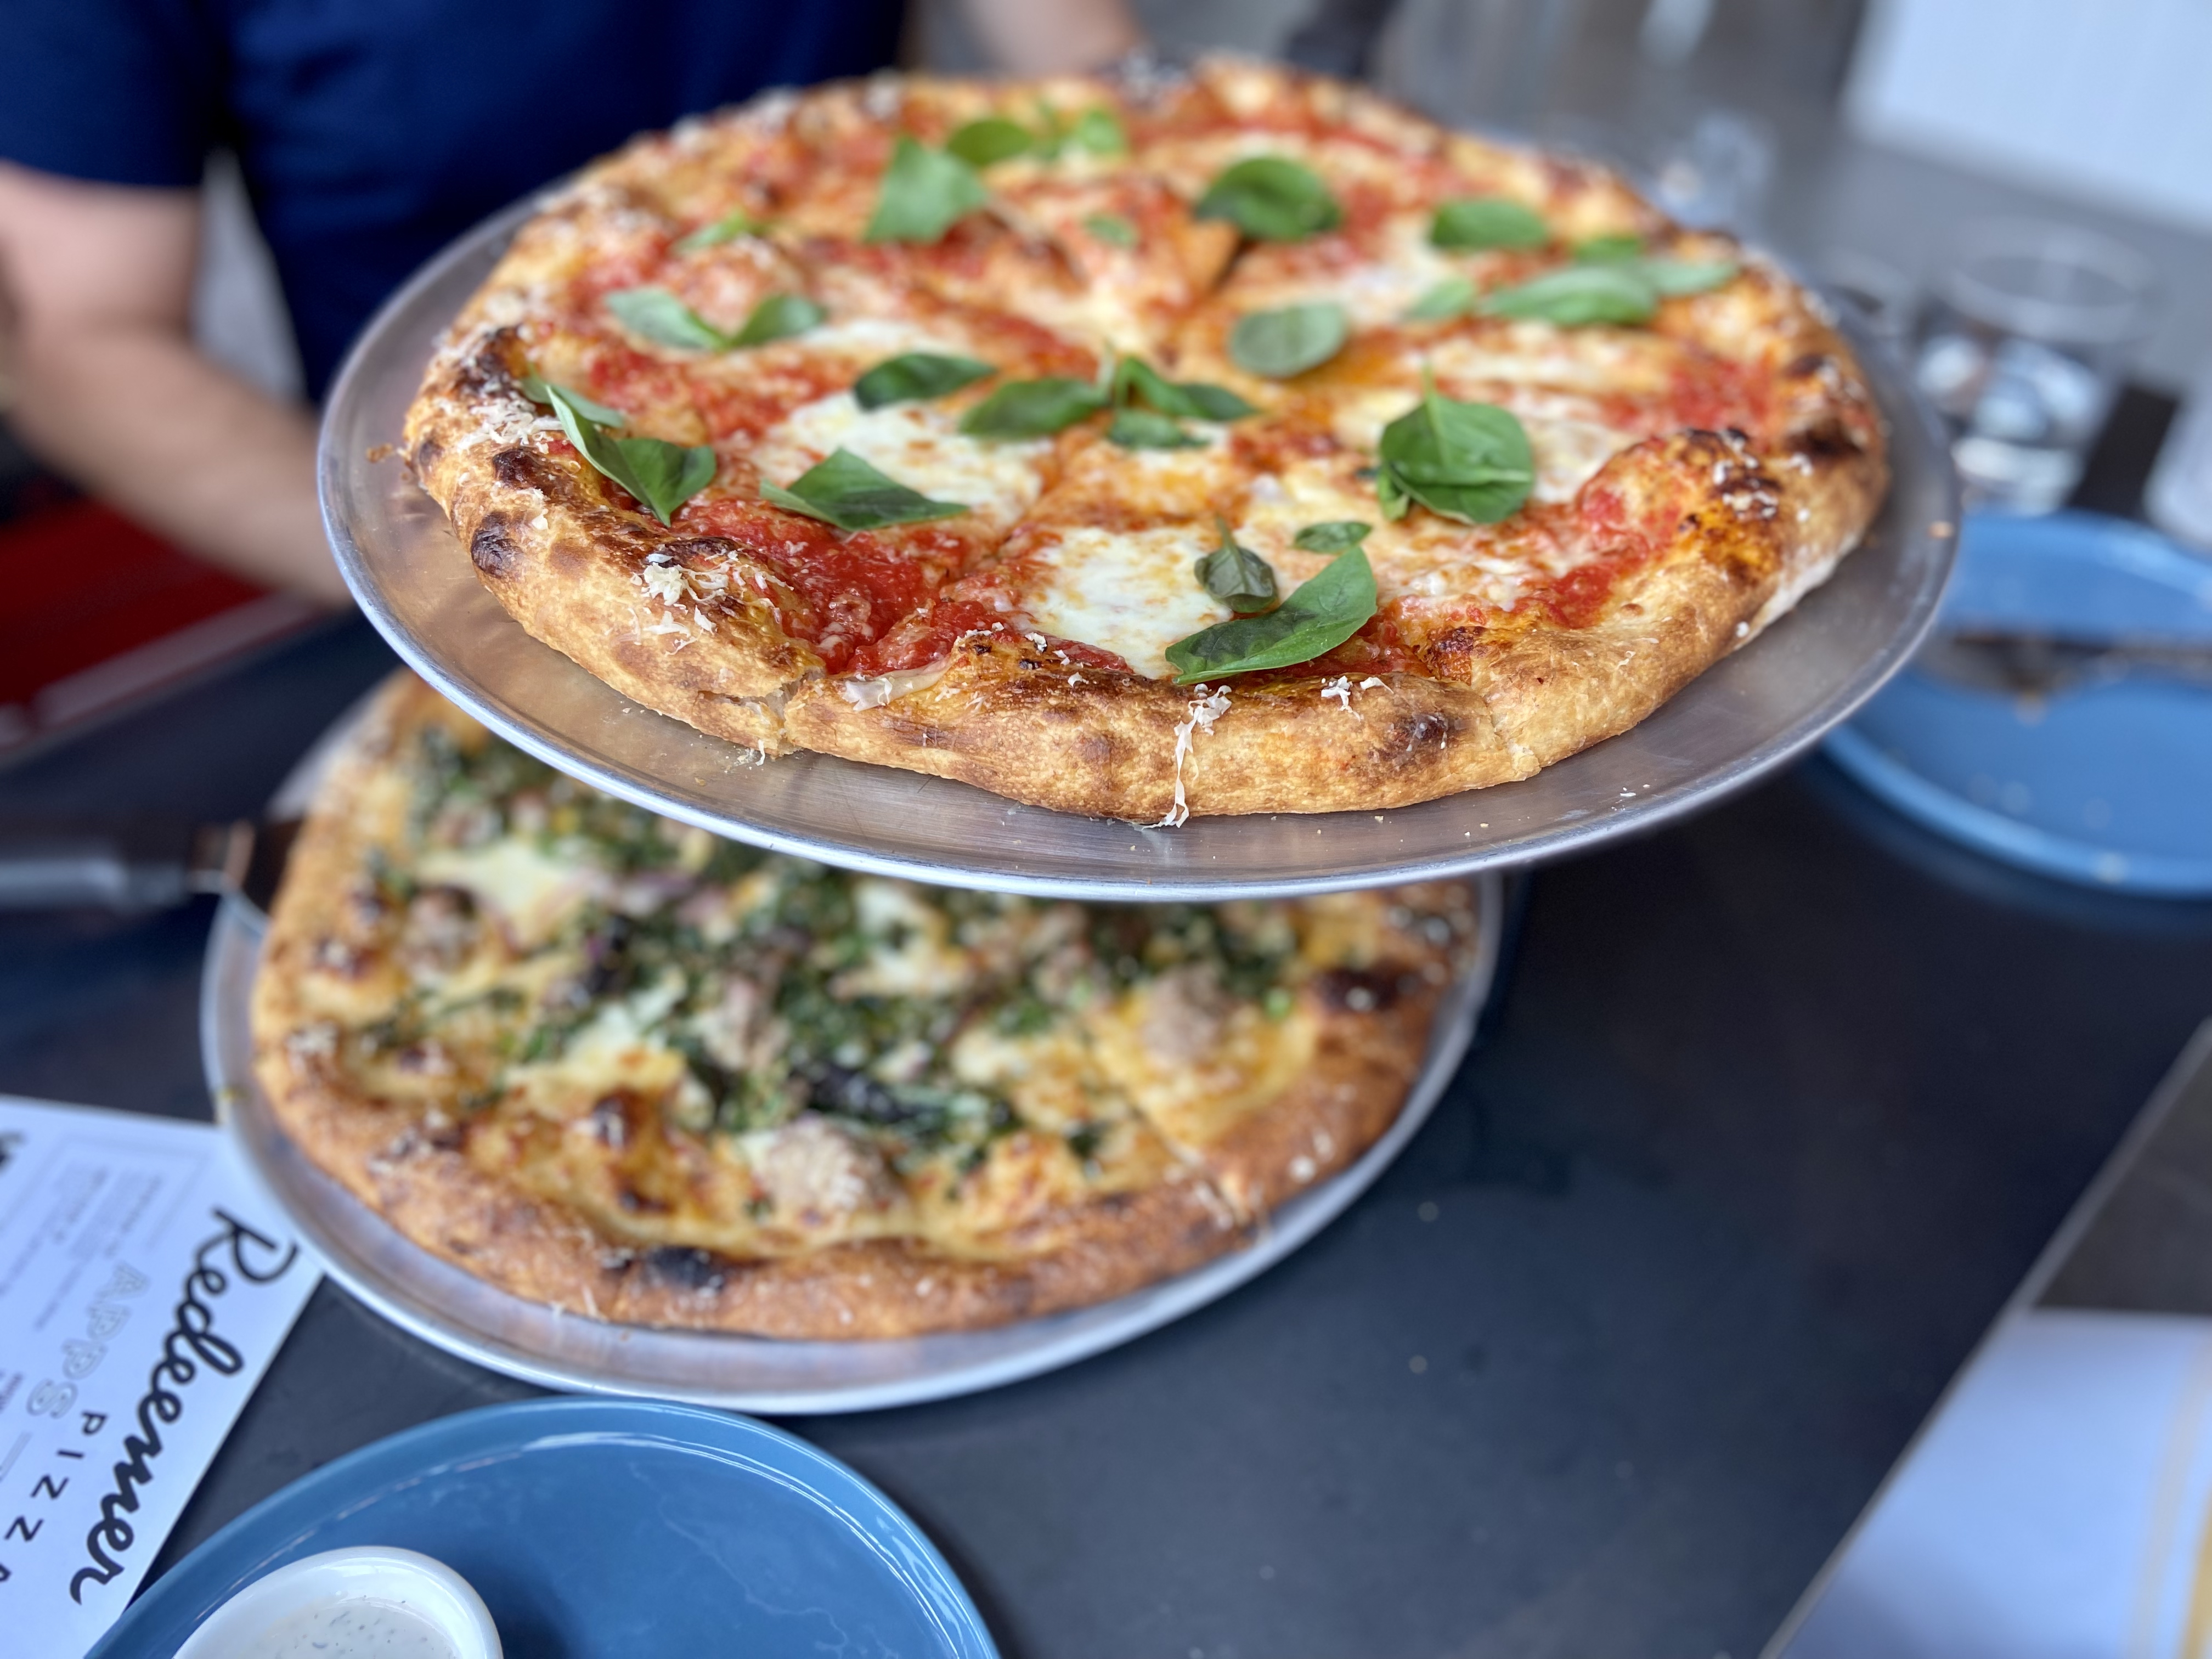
[511,977,689,1105]
[797,317,959,363]
[832,878,977,998]
[1022,523,1229,679]
[1227,212,1464,328]
[1522,414,1634,503]
[415,836,603,949]
[1426,324,1675,396]
[751,393,1048,529]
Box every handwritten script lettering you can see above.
[68,1211,298,1604]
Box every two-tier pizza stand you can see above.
[205,193,1957,1411]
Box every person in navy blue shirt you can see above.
[0,0,1143,602]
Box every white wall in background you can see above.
[1847,0,2212,233]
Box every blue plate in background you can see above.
[1825,512,2212,895]
[89,1398,997,1659]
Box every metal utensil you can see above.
[0,817,298,916]
[1916,629,2212,698]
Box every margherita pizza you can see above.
[402,58,1884,822]
[252,673,1479,1336]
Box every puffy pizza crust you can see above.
[250,675,1467,1337]
[403,59,1886,820]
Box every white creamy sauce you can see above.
[1020,523,1233,680]
[238,1598,456,1659]
[750,393,1047,528]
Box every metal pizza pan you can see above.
[204,864,1503,1415]
[319,194,1955,901]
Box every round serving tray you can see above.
[206,870,1503,1415]
[320,194,1956,901]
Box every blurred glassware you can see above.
[1819,249,1918,351]
[1913,218,2158,516]
[1374,0,1584,137]
[2146,366,2212,554]
[1647,108,1774,235]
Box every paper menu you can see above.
[0,1096,321,1659]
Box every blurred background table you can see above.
[2,415,2204,1659]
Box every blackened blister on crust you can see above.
[470,514,521,576]
[1787,416,1866,461]
[492,446,565,493]
[642,1244,729,1293]
[1313,966,1404,1013]
[1392,711,1454,757]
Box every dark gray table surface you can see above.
[6,613,2212,1659]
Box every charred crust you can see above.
[470,514,522,577]
[455,327,526,403]
[641,1244,729,1293]
[1313,966,1405,1013]
[1418,626,1486,682]
[661,536,743,565]
[492,446,566,494]
[1785,416,1865,461]
[1391,710,1455,756]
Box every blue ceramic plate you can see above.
[1826,512,2212,895]
[89,1398,996,1659]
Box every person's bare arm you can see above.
[0,162,346,605]
[959,0,1147,74]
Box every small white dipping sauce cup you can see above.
[172,1545,502,1659]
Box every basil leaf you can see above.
[543,382,715,526]
[1575,233,1645,264]
[1292,520,1370,554]
[732,292,826,347]
[674,210,763,253]
[617,439,721,528]
[1374,382,1534,524]
[1195,520,1277,614]
[1084,211,1138,248]
[1165,547,1377,684]
[853,352,995,410]
[1430,197,1549,251]
[1068,108,1127,156]
[1375,461,1409,521]
[606,286,733,351]
[947,117,1034,168]
[959,376,1107,438]
[759,447,967,531]
[520,375,625,427]
[1194,157,1343,242]
[1479,263,1658,326]
[1641,258,1738,296]
[1228,302,1349,378]
[864,137,990,245]
[1404,276,1476,322]
[1111,357,1255,421]
[1173,381,1259,420]
[1107,408,1204,450]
